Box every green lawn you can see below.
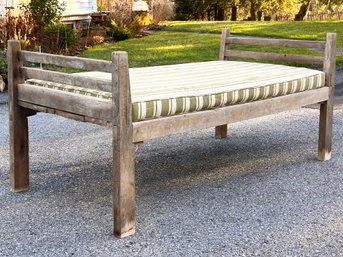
[81,32,220,67]
[166,20,343,47]
[81,21,343,67]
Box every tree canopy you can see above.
[174,0,342,21]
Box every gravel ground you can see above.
[0,70,343,256]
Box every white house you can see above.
[0,0,97,19]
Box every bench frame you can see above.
[8,29,336,238]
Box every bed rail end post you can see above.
[318,33,336,161]
[215,28,230,139]
[111,51,136,238]
[8,40,30,192]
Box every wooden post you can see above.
[111,51,136,238]
[219,28,230,61]
[215,28,230,139]
[8,40,30,192]
[318,33,336,161]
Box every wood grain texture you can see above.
[111,52,136,238]
[216,29,230,138]
[318,33,336,161]
[219,28,230,60]
[19,50,115,72]
[17,83,113,121]
[215,125,228,139]
[8,40,30,192]
[226,37,326,49]
[18,101,111,127]
[226,50,324,65]
[21,67,112,92]
[133,87,329,143]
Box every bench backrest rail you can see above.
[19,50,114,72]
[220,28,336,68]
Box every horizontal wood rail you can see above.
[21,67,112,92]
[132,87,330,142]
[226,50,324,65]
[19,50,115,72]
[226,37,326,49]
[17,83,113,121]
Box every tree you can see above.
[20,0,65,44]
[294,0,311,20]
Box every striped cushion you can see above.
[26,61,325,122]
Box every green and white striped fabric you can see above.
[27,61,325,122]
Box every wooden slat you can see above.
[21,67,112,92]
[219,28,230,60]
[17,83,113,121]
[8,40,30,192]
[226,37,326,49]
[111,52,136,238]
[133,87,329,143]
[18,101,111,126]
[226,50,324,65]
[318,33,336,161]
[19,50,115,72]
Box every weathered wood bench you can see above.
[8,29,336,238]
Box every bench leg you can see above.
[9,106,30,192]
[318,100,333,161]
[215,124,228,139]
[112,125,136,238]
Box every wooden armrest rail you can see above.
[226,50,324,65]
[21,67,112,92]
[226,37,326,49]
[17,83,113,121]
[19,50,115,72]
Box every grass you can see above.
[166,20,343,47]
[81,21,343,67]
[81,32,220,67]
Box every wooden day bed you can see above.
[8,29,336,238]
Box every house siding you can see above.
[0,0,97,16]
[61,0,97,16]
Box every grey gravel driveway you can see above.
[0,74,343,256]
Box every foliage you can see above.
[42,23,77,52]
[0,49,7,84]
[130,13,152,35]
[106,22,132,41]
[152,0,175,25]
[20,0,65,45]
[174,0,343,21]
[0,8,35,48]
[97,0,107,12]
[108,0,133,27]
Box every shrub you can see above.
[0,49,7,85]
[108,0,133,27]
[106,23,132,41]
[0,8,35,49]
[42,23,76,52]
[20,0,65,46]
[152,0,174,25]
[130,13,152,35]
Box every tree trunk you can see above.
[294,1,310,21]
[250,3,256,20]
[231,5,237,21]
[217,6,225,20]
[257,10,262,21]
